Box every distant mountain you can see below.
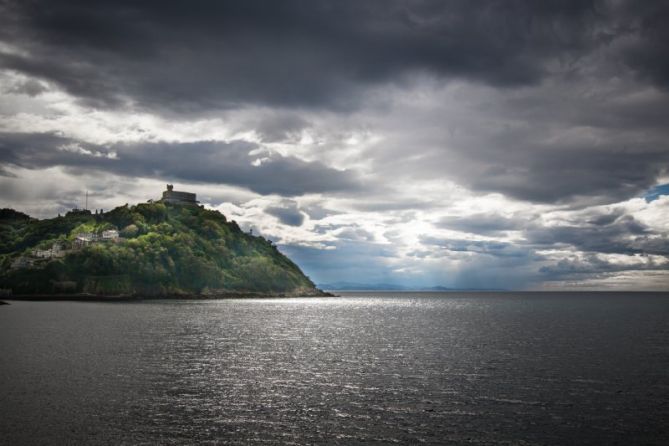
[0,202,326,298]
[318,282,411,291]
[318,282,505,291]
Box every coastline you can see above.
[2,290,335,302]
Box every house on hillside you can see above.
[31,242,66,259]
[102,229,119,241]
[52,242,65,257]
[32,248,52,258]
[11,256,34,269]
[75,232,96,248]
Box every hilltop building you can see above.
[160,184,198,205]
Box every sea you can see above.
[1,292,668,445]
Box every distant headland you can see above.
[0,185,329,299]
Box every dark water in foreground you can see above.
[1,292,668,445]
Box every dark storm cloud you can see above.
[2,0,667,205]
[2,0,669,289]
[618,2,669,89]
[0,0,647,112]
[468,144,669,204]
[369,75,669,204]
[0,132,360,196]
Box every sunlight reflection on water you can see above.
[1,292,668,445]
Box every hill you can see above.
[0,202,326,298]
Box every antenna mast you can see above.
[85,190,88,210]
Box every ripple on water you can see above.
[0,293,668,445]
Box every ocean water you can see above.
[1,292,668,445]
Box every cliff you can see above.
[0,203,326,297]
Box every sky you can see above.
[1,0,668,290]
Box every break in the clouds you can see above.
[1,0,668,290]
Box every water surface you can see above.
[1,292,668,445]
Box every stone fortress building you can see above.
[160,184,198,205]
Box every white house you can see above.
[32,248,52,258]
[11,257,33,269]
[101,229,119,240]
[31,243,65,259]
[74,232,96,248]
[51,242,65,258]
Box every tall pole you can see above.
[85,190,88,210]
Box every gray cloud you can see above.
[360,76,669,205]
[437,213,529,235]
[2,0,668,206]
[0,0,643,112]
[420,235,531,258]
[538,253,669,281]
[429,209,667,259]
[5,78,48,96]
[468,144,669,204]
[0,132,361,196]
[618,2,669,89]
[302,204,338,221]
[587,210,624,226]
[337,226,376,242]
[408,206,669,287]
[265,200,305,226]
[524,215,667,256]
[1,0,669,290]
[252,114,310,144]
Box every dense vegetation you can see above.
[0,203,322,296]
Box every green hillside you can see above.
[0,203,324,297]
